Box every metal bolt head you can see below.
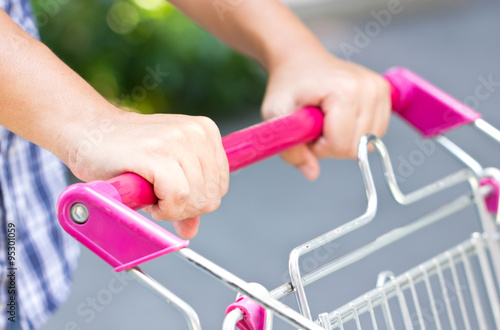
[70,203,89,224]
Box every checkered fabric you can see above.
[0,1,80,328]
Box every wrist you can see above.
[263,32,331,73]
[61,104,126,171]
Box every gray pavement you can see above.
[44,0,500,329]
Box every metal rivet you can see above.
[70,203,89,224]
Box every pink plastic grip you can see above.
[223,106,323,172]
[106,173,157,211]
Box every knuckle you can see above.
[160,206,183,221]
[144,134,181,155]
[152,201,182,221]
[374,74,390,90]
[171,190,189,208]
[183,196,206,216]
[205,198,221,213]
[194,197,207,210]
[184,121,206,138]
[188,123,214,143]
[205,180,221,200]
[197,115,217,129]
[197,116,221,136]
[143,136,165,152]
[340,76,360,96]
[168,128,187,143]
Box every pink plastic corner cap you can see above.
[226,296,266,330]
[56,181,189,271]
[384,67,481,137]
[480,178,499,213]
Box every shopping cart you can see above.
[56,67,500,329]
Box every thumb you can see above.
[281,144,320,181]
[172,216,200,239]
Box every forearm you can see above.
[0,9,120,164]
[168,0,328,70]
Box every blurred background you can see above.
[36,0,500,329]
[31,0,267,117]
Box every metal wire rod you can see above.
[287,134,477,319]
[435,135,484,177]
[324,233,498,328]
[175,248,324,330]
[127,267,201,330]
[272,188,493,304]
[223,309,243,330]
[474,118,500,144]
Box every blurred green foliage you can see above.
[31,0,266,118]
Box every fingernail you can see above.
[298,165,314,180]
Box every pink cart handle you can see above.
[105,67,483,211]
[106,83,402,210]
[57,67,485,272]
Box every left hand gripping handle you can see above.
[104,106,325,211]
[56,107,325,270]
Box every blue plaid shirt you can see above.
[0,1,80,329]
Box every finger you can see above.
[354,77,390,152]
[172,216,200,239]
[215,143,230,198]
[179,155,206,219]
[150,159,190,221]
[197,116,229,200]
[261,93,296,119]
[310,136,333,158]
[200,142,223,214]
[353,112,376,154]
[195,117,226,213]
[372,81,392,138]
[280,144,320,180]
[211,125,229,198]
[312,96,359,159]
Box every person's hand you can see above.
[67,109,229,239]
[262,50,391,181]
